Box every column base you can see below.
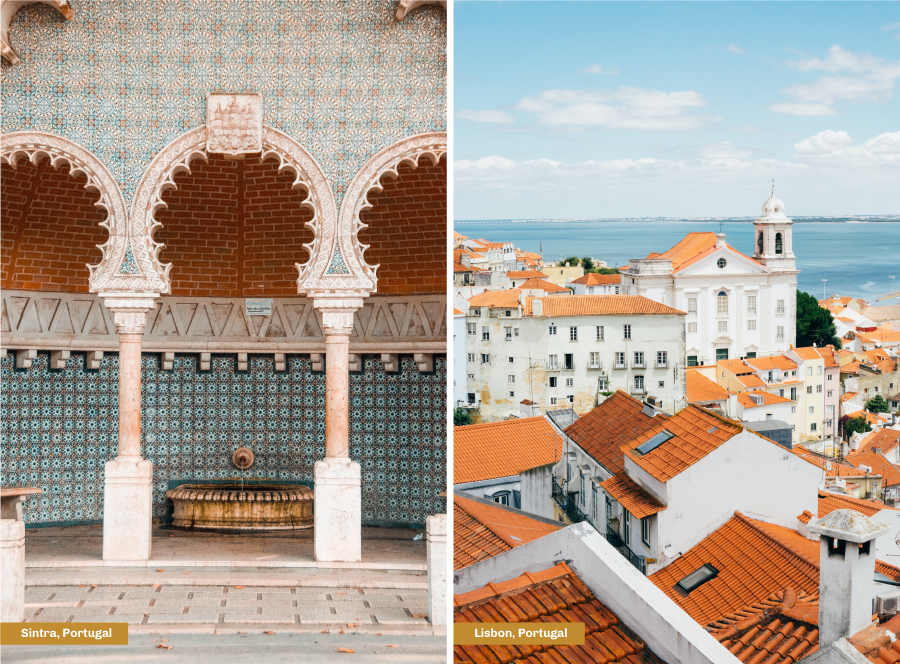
[0,519,26,622]
[314,457,361,563]
[426,514,448,626]
[103,457,153,562]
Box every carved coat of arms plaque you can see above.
[206,93,263,156]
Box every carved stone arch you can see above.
[300,132,447,298]
[1,131,129,290]
[122,125,336,296]
[1,0,73,65]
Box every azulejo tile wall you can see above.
[0,352,446,527]
[1,0,446,208]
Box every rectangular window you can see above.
[642,518,651,547]
[718,320,728,332]
[605,496,612,521]
[777,299,785,314]
[827,390,833,398]
[508,375,515,384]
[549,377,557,387]
[747,352,756,358]
[716,348,729,362]
[482,326,489,341]
[809,406,814,414]
[566,378,574,387]
[509,391,515,397]
[747,296,757,314]
[614,286,620,294]
[623,324,632,340]
[588,287,594,294]
[590,352,600,368]
[623,509,631,546]
[791,406,797,414]
[779,389,784,397]
[564,353,574,370]
[473,308,481,316]
[515,328,519,337]
[550,397,558,405]
[816,366,822,375]
[635,375,644,391]
[568,394,574,404]
[548,355,558,370]
[580,475,585,506]
[481,354,490,364]
[508,356,514,363]
[596,325,604,341]
[827,405,834,414]
[658,380,665,388]
[811,422,817,431]
[687,355,698,367]
[592,485,598,522]
[688,322,697,333]
[827,373,832,381]
[688,297,697,314]
[505,310,511,317]
[657,351,667,368]
[634,351,644,367]
[615,352,625,368]
[776,326,785,341]
[717,294,728,315]
[817,384,823,393]
[807,386,812,394]
[548,325,557,336]
[570,326,578,341]
[747,319,756,331]
[467,373,474,380]
[467,323,476,335]
[807,366,812,376]
[504,326,512,341]
[467,353,475,363]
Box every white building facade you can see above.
[464,294,687,421]
[621,192,799,367]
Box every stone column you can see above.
[0,519,25,621]
[313,298,364,563]
[99,292,158,562]
[426,513,448,626]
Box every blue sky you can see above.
[454,2,900,219]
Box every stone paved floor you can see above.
[24,584,429,626]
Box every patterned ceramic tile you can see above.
[0,0,446,208]
[0,352,446,526]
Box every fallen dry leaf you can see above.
[337,648,354,654]
[387,645,398,648]
[78,585,86,588]
[234,585,245,589]
[263,631,275,635]
[321,630,329,634]
[239,631,247,635]
[181,572,190,575]
[156,569,165,572]
[345,623,358,628]
[339,630,344,634]
[374,633,382,636]
[156,644,173,650]
[411,614,428,619]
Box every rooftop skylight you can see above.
[634,430,675,456]
[676,563,719,594]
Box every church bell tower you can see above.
[753,186,796,272]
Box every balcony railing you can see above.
[604,527,647,575]
[632,361,646,369]
[631,386,647,395]
[551,480,588,524]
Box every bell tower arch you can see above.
[752,186,796,273]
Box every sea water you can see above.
[455,221,900,302]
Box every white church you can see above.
[621,190,799,366]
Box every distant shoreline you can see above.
[456,218,900,224]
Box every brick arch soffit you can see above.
[118,125,337,296]
[0,0,75,65]
[300,131,447,298]
[1,131,129,290]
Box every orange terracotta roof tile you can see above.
[454,562,667,664]
[842,361,863,375]
[845,453,900,487]
[673,242,763,274]
[746,355,798,372]
[792,347,824,361]
[454,416,561,484]
[646,232,718,271]
[622,405,743,483]
[737,391,794,408]
[707,588,820,664]
[686,370,729,403]
[454,231,468,240]
[736,374,767,388]
[570,273,622,286]
[453,308,465,316]
[563,390,664,476]
[816,489,894,518]
[855,429,900,456]
[453,261,473,273]
[506,270,546,279]
[841,392,858,402]
[600,473,666,519]
[793,446,872,478]
[525,295,685,317]
[517,277,571,293]
[453,496,563,571]
[649,512,820,627]
[467,289,522,309]
[798,510,813,524]
[817,346,841,367]
[861,328,900,343]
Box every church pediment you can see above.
[676,245,770,277]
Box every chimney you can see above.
[461,253,470,268]
[715,233,726,249]
[808,509,890,646]
[875,447,882,455]
[532,299,543,317]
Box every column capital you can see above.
[313,295,366,336]
[99,292,159,335]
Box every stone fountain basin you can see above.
[165,484,313,531]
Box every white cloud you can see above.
[793,130,900,164]
[794,130,854,155]
[768,103,840,116]
[578,64,621,75]
[454,155,519,171]
[456,109,516,124]
[725,45,745,54]
[514,87,717,130]
[780,45,900,106]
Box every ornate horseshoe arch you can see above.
[1,131,130,291]
[298,132,447,298]
[115,125,337,296]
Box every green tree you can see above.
[580,257,595,272]
[796,290,842,349]
[560,256,580,268]
[840,414,872,438]
[453,408,473,427]
[865,394,890,413]
[595,267,621,275]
